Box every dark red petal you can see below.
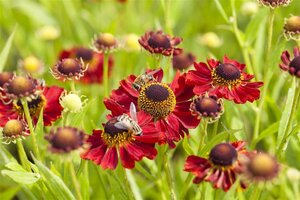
[173,101,200,129]
[119,147,135,169]
[43,86,64,126]
[101,147,118,169]
[223,55,245,71]
[170,72,194,102]
[0,101,19,126]
[104,98,127,116]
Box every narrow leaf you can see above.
[1,170,40,184]
[0,27,16,72]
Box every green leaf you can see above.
[182,136,193,155]
[245,9,268,46]
[31,154,76,200]
[251,121,279,149]
[1,170,40,184]
[0,27,16,72]
[277,78,296,147]
[199,129,239,156]
[5,162,27,172]
[0,186,20,200]
[68,98,96,127]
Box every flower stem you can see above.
[197,120,208,155]
[267,9,275,58]
[69,160,83,200]
[249,185,262,200]
[21,99,40,160]
[70,80,76,92]
[230,0,254,75]
[121,167,135,200]
[16,139,31,171]
[103,53,109,97]
[163,150,177,200]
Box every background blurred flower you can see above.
[19,56,44,74]
[36,25,60,41]
[197,32,223,48]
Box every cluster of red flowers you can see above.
[2,28,293,192]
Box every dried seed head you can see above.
[93,33,119,53]
[209,143,237,167]
[0,72,13,88]
[284,16,300,40]
[258,0,291,8]
[51,58,87,81]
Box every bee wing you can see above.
[130,102,138,122]
[114,122,130,130]
[147,68,161,76]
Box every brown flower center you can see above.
[148,34,171,49]
[102,118,133,147]
[14,95,47,118]
[284,16,300,32]
[289,56,300,72]
[209,143,237,166]
[212,63,242,87]
[172,53,195,70]
[52,127,82,150]
[57,58,82,75]
[75,48,94,61]
[0,72,13,87]
[248,153,277,178]
[194,97,220,116]
[3,119,24,137]
[95,33,117,47]
[6,76,35,96]
[138,82,176,119]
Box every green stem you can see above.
[94,165,109,199]
[69,160,83,200]
[121,167,135,200]
[197,120,208,155]
[267,9,275,57]
[21,99,40,160]
[230,0,254,75]
[249,185,262,200]
[16,140,31,171]
[277,81,300,157]
[70,80,76,92]
[211,120,219,138]
[163,151,177,200]
[103,53,109,97]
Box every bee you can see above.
[132,69,160,91]
[114,103,142,136]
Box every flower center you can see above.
[6,76,35,96]
[248,153,277,177]
[95,33,117,47]
[75,48,94,61]
[52,127,82,150]
[289,56,300,72]
[194,97,220,116]
[148,34,171,49]
[0,72,13,88]
[3,119,24,137]
[138,82,176,119]
[14,95,47,118]
[209,143,237,167]
[102,118,133,147]
[284,16,300,32]
[212,63,242,87]
[57,58,82,75]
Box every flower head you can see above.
[186,56,263,104]
[138,30,183,56]
[280,47,300,77]
[81,101,163,169]
[123,33,140,52]
[59,47,114,84]
[258,0,291,9]
[20,56,43,74]
[109,69,199,148]
[190,94,224,123]
[197,32,223,48]
[51,58,88,81]
[92,33,119,53]
[45,126,86,153]
[60,92,87,113]
[240,152,279,182]
[184,141,248,191]
[1,75,43,103]
[284,16,300,40]
[36,25,60,41]
[1,119,29,144]
[172,52,196,71]
[0,86,64,127]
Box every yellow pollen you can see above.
[13,95,47,118]
[102,131,133,147]
[138,82,176,120]
[212,69,242,88]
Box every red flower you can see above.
[186,56,263,104]
[138,30,183,56]
[59,47,114,84]
[280,47,300,77]
[184,141,248,191]
[0,86,64,127]
[109,69,200,148]
[81,99,163,169]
